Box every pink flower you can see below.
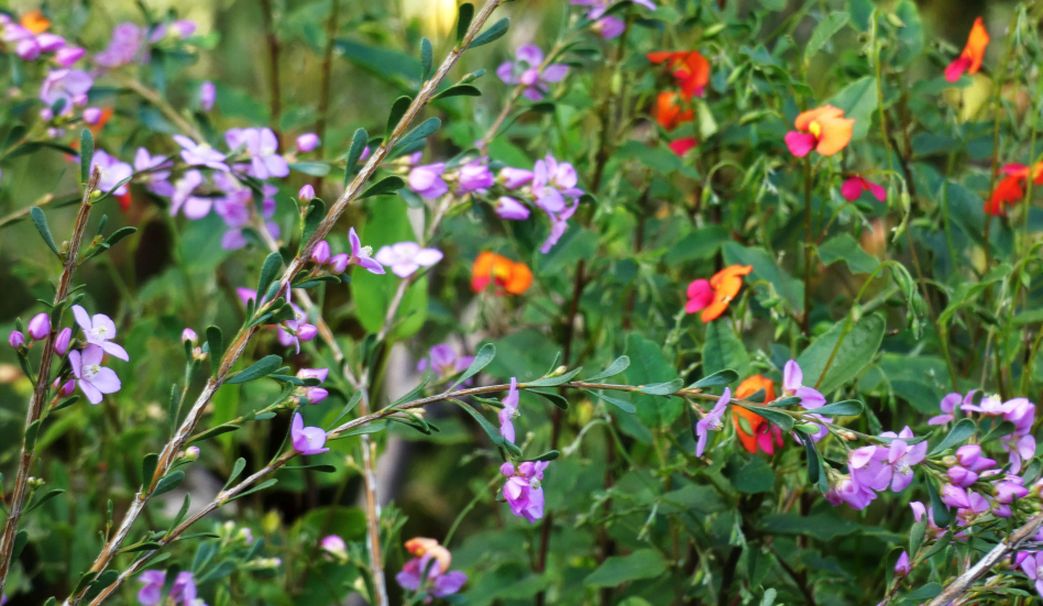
[54,327,72,355]
[69,345,122,405]
[684,279,713,314]
[894,551,911,577]
[7,330,25,349]
[848,427,926,493]
[72,305,129,361]
[840,176,886,203]
[298,184,316,203]
[374,242,442,278]
[320,534,347,559]
[501,460,549,522]
[296,133,320,153]
[825,474,877,510]
[407,163,448,199]
[291,412,329,455]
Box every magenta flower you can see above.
[291,412,329,455]
[7,330,25,349]
[298,184,316,202]
[781,360,826,408]
[296,133,320,153]
[1019,552,1043,598]
[499,167,534,189]
[137,570,166,605]
[374,242,443,278]
[501,460,549,522]
[496,44,569,100]
[225,127,289,179]
[346,228,385,275]
[571,0,656,39]
[173,135,229,171]
[133,148,174,197]
[72,305,129,361]
[297,368,329,404]
[824,474,877,510]
[928,392,968,425]
[498,377,520,444]
[69,345,121,405]
[94,23,145,68]
[494,196,530,220]
[417,344,473,378]
[55,46,86,67]
[694,388,730,457]
[840,176,886,203]
[320,534,348,559]
[848,427,926,493]
[27,312,50,341]
[407,163,449,199]
[456,159,495,194]
[91,150,134,196]
[199,80,216,111]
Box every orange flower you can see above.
[20,10,51,34]
[684,264,753,323]
[652,91,693,131]
[647,51,711,99]
[732,374,783,455]
[985,162,1043,216]
[945,18,989,83]
[471,252,533,295]
[784,105,854,158]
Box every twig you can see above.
[62,2,506,602]
[0,168,101,594]
[260,0,283,146]
[118,77,205,141]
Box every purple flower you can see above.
[169,571,198,604]
[417,344,473,377]
[694,387,730,457]
[133,148,174,196]
[296,133,320,153]
[55,46,86,67]
[297,368,329,404]
[395,539,467,599]
[1019,552,1043,598]
[496,44,569,100]
[824,474,877,510]
[70,345,122,405]
[298,184,316,202]
[27,312,50,340]
[137,570,166,605]
[994,476,1028,505]
[374,242,442,278]
[291,412,329,455]
[531,155,584,252]
[91,150,134,196]
[1006,433,1036,474]
[346,228,385,275]
[494,196,530,221]
[954,444,996,472]
[82,107,103,124]
[909,501,945,539]
[499,167,534,189]
[199,80,216,111]
[501,460,549,522]
[499,377,520,444]
[225,127,289,179]
[40,69,92,116]
[928,392,967,425]
[1004,397,1036,435]
[894,551,911,577]
[181,328,198,344]
[456,159,495,194]
[782,359,828,440]
[311,240,331,265]
[72,305,129,361]
[571,0,656,39]
[321,534,347,559]
[848,427,926,493]
[173,135,228,171]
[407,163,449,199]
[55,327,72,355]
[95,23,145,68]
[8,330,25,349]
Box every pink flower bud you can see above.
[320,534,347,558]
[8,330,25,349]
[297,323,318,342]
[311,240,331,266]
[894,551,910,577]
[328,254,349,274]
[298,184,315,203]
[54,327,72,355]
[304,387,329,404]
[199,81,216,111]
[27,313,51,341]
[184,446,200,461]
[296,133,320,153]
[58,379,76,397]
[297,368,329,382]
[182,328,198,343]
[82,107,103,125]
[55,46,86,67]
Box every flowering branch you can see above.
[0,167,100,594]
[61,2,507,603]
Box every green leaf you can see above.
[344,127,369,181]
[26,488,65,513]
[386,95,413,133]
[585,356,630,381]
[690,369,739,389]
[80,128,94,183]
[454,400,520,456]
[729,457,775,494]
[141,453,158,485]
[818,234,880,274]
[804,12,849,65]
[435,84,482,100]
[702,322,750,377]
[420,38,433,80]
[926,479,952,526]
[625,333,682,426]
[893,0,925,66]
[226,354,283,385]
[361,176,405,198]
[814,399,863,416]
[469,17,509,49]
[585,549,668,588]
[393,117,441,157]
[289,161,331,176]
[451,343,495,389]
[302,198,326,243]
[528,449,560,462]
[722,241,803,313]
[592,390,636,413]
[929,418,976,456]
[796,313,885,394]
[30,207,60,255]
[254,252,283,306]
[740,405,794,432]
[638,379,683,395]
[205,325,224,365]
[153,470,186,496]
[524,366,583,388]
[456,3,475,42]
[828,76,878,141]
[225,457,247,488]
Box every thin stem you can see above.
[62,3,507,601]
[801,157,813,335]
[260,0,283,145]
[0,168,100,594]
[117,77,204,141]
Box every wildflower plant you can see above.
[0,1,1043,605]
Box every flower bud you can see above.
[8,330,25,350]
[303,387,329,405]
[27,313,51,341]
[838,429,857,441]
[296,323,318,342]
[795,422,822,434]
[296,133,320,153]
[311,240,331,266]
[320,534,348,560]
[55,46,86,67]
[297,368,330,382]
[298,184,315,203]
[329,253,349,274]
[58,379,76,397]
[182,327,199,344]
[82,106,103,124]
[54,327,72,355]
[183,446,200,461]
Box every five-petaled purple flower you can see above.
[782,359,827,440]
[72,305,129,361]
[291,412,329,455]
[225,127,289,180]
[407,163,449,199]
[417,343,473,378]
[374,242,443,278]
[173,135,229,171]
[345,228,385,275]
[69,345,122,405]
[695,387,730,457]
[501,460,549,522]
[499,377,520,444]
[848,427,926,493]
[497,44,569,101]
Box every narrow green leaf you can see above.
[205,325,224,370]
[450,343,495,389]
[344,127,369,182]
[638,378,683,395]
[814,399,864,416]
[361,175,405,198]
[141,453,158,485]
[592,390,636,413]
[804,12,849,64]
[929,418,976,456]
[456,3,475,42]
[386,95,413,133]
[528,450,560,462]
[420,38,433,80]
[225,354,283,385]
[585,355,630,381]
[690,369,739,389]
[926,479,952,526]
[392,117,441,157]
[524,366,583,387]
[190,423,241,443]
[153,470,186,496]
[435,84,482,100]
[30,207,60,255]
[302,198,326,244]
[225,457,247,488]
[26,488,65,513]
[741,405,795,431]
[79,128,94,183]
[254,252,283,307]
[469,17,510,49]
[454,400,520,456]
[227,479,278,503]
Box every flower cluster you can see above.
[647,50,710,154]
[137,570,204,605]
[500,460,550,523]
[496,44,568,101]
[65,305,129,405]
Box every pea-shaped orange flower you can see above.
[20,10,51,34]
[732,374,783,455]
[684,264,753,323]
[945,17,989,83]
[985,162,1043,216]
[784,105,854,158]
[647,50,711,100]
[471,252,533,296]
[652,91,694,131]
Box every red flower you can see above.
[840,176,886,203]
[985,163,1043,216]
[647,51,711,100]
[945,18,989,83]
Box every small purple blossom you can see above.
[501,460,549,522]
[173,135,228,171]
[133,148,174,197]
[312,240,331,265]
[407,163,449,199]
[498,377,520,444]
[346,228,385,275]
[848,427,926,493]
[55,45,85,67]
[571,0,657,39]
[321,534,347,559]
[169,571,198,605]
[8,330,25,349]
[298,184,316,202]
[94,23,145,68]
[40,69,92,116]
[495,196,531,221]
[55,327,72,355]
[296,133,320,153]
[91,150,134,196]
[374,242,442,278]
[225,127,289,179]
[199,80,216,111]
[894,551,911,577]
[182,328,198,343]
[531,155,583,253]
[694,387,730,457]
[395,540,468,599]
[137,570,166,605]
[72,305,129,361]
[782,359,828,440]
[499,167,534,189]
[1018,551,1043,598]
[291,412,329,455]
[496,44,569,100]
[27,312,50,340]
[824,473,877,510]
[417,344,473,377]
[456,159,495,194]
[70,345,122,405]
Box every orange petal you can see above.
[793,105,842,131]
[505,262,533,295]
[814,114,854,156]
[20,10,51,34]
[653,91,693,131]
[735,374,776,403]
[962,17,990,75]
[471,252,500,292]
[731,406,763,454]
